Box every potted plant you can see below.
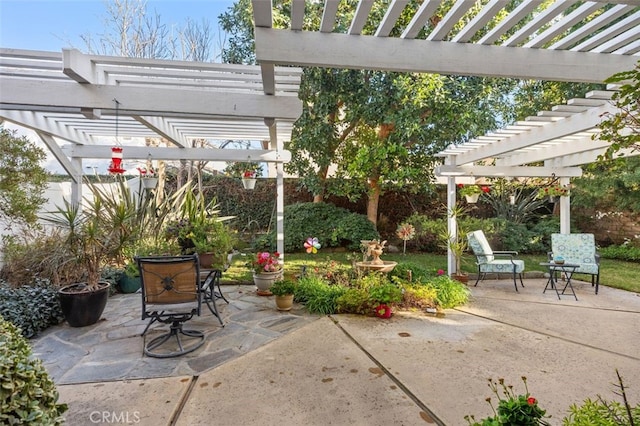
[137,166,158,190]
[537,185,570,203]
[249,251,283,295]
[269,278,298,311]
[369,282,403,319]
[458,184,489,203]
[117,260,140,294]
[44,181,138,327]
[164,185,235,269]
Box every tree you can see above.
[596,61,640,160]
[221,0,515,226]
[0,124,49,226]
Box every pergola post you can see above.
[70,158,83,206]
[559,177,571,234]
[446,177,457,276]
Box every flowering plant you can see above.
[250,251,282,274]
[458,184,490,197]
[137,167,157,178]
[465,377,550,426]
[537,185,570,199]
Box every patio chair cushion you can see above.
[551,233,599,275]
[467,230,494,263]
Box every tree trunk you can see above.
[367,176,380,227]
[313,165,330,203]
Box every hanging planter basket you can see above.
[464,193,480,203]
[242,178,256,190]
[141,177,158,190]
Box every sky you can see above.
[0,0,235,52]
[1,0,237,173]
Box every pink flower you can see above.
[437,269,445,275]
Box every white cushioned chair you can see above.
[550,233,601,294]
[467,230,525,291]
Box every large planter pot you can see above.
[275,294,294,311]
[252,271,282,296]
[58,282,110,327]
[117,274,140,294]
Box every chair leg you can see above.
[519,273,525,287]
[512,268,518,292]
[144,320,205,358]
[595,273,600,295]
[473,267,483,287]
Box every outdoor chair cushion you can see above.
[467,230,525,291]
[550,233,600,293]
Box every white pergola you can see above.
[0,48,303,254]
[250,0,640,273]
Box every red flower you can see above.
[457,183,464,188]
[481,186,490,193]
[243,170,255,178]
[527,397,537,405]
[437,269,445,275]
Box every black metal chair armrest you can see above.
[493,250,519,255]
[595,253,601,265]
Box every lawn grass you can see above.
[223,252,640,294]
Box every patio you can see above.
[34,278,640,425]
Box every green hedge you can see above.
[0,281,64,338]
[0,316,67,424]
[255,202,380,252]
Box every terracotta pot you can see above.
[198,252,215,269]
[450,273,469,284]
[58,282,110,327]
[275,294,294,311]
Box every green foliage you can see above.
[268,279,298,296]
[562,370,640,425]
[294,275,345,315]
[0,281,64,338]
[599,243,640,262]
[425,275,470,309]
[466,377,550,426]
[597,61,640,161]
[255,202,379,252]
[0,125,49,226]
[483,179,548,224]
[399,285,439,310]
[0,316,67,424]
[577,157,640,213]
[335,288,371,315]
[389,261,438,282]
[366,280,403,305]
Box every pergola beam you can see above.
[254,28,638,84]
[61,145,292,163]
[435,165,583,178]
[1,78,302,120]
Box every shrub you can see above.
[600,243,640,262]
[425,275,470,309]
[0,280,64,338]
[399,284,438,310]
[255,202,379,252]
[562,370,640,425]
[294,275,346,315]
[0,316,67,424]
[390,261,438,282]
[335,288,371,314]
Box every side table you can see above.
[540,262,579,301]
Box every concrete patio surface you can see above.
[33,277,640,425]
